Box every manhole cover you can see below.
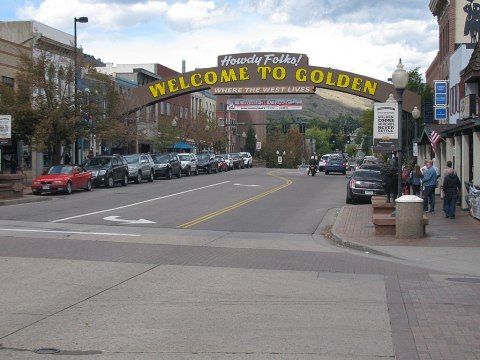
[34,348,60,354]
[445,277,480,283]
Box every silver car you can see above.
[239,152,253,168]
[123,153,155,183]
[177,153,198,176]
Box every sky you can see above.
[1,0,439,82]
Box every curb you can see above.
[330,206,394,258]
[0,195,51,206]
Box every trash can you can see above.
[395,194,424,238]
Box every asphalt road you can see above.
[0,167,347,233]
[1,167,476,359]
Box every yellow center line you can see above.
[177,171,292,229]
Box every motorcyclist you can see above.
[307,156,317,175]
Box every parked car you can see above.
[177,153,198,176]
[218,154,234,170]
[359,162,385,172]
[318,154,332,171]
[346,169,385,204]
[123,153,155,183]
[239,152,253,168]
[230,153,245,169]
[151,153,182,179]
[215,155,228,172]
[84,154,128,188]
[31,164,93,195]
[325,154,348,175]
[196,153,218,174]
[355,156,380,171]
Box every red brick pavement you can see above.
[333,198,480,248]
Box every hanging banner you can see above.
[227,98,302,111]
[0,115,12,145]
[373,103,398,152]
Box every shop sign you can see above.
[373,103,398,152]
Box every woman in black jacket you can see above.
[442,168,461,219]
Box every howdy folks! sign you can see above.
[124,52,420,114]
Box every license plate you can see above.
[42,185,50,190]
[365,190,373,195]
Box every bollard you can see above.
[395,195,425,238]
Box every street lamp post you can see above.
[241,131,246,151]
[412,106,421,163]
[171,117,177,151]
[74,16,88,164]
[391,59,409,198]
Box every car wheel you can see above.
[121,174,128,186]
[166,168,172,179]
[65,181,72,195]
[85,179,92,191]
[346,188,352,204]
[177,169,182,178]
[148,171,154,182]
[135,172,142,184]
[194,168,199,176]
[106,175,114,188]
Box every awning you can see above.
[171,141,193,150]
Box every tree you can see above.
[245,126,256,155]
[15,46,77,164]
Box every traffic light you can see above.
[299,123,306,134]
[346,136,351,144]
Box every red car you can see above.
[31,164,93,195]
[215,156,228,172]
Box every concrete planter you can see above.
[0,174,25,199]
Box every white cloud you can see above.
[12,0,438,81]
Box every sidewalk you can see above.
[331,197,480,276]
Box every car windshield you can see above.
[178,155,189,161]
[354,171,382,181]
[48,165,72,175]
[215,156,224,161]
[152,154,169,163]
[197,154,209,160]
[123,156,138,164]
[85,157,111,166]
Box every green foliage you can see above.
[245,126,256,155]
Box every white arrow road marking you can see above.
[103,216,156,224]
[233,183,261,187]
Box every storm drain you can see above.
[445,277,480,284]
[33,348,60,354]
[33,348,102,355]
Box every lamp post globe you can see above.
[391,59,409,198]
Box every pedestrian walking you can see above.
[410,164,423,196]
[422,160,437,212]
[442,168,461,219]
[441,160,456,214]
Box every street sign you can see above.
[278,156,283,164]
[435,93,447,106]
[434,107,448,121]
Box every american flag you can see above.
[426,127,441,153]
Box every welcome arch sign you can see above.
[123,52,420,113]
